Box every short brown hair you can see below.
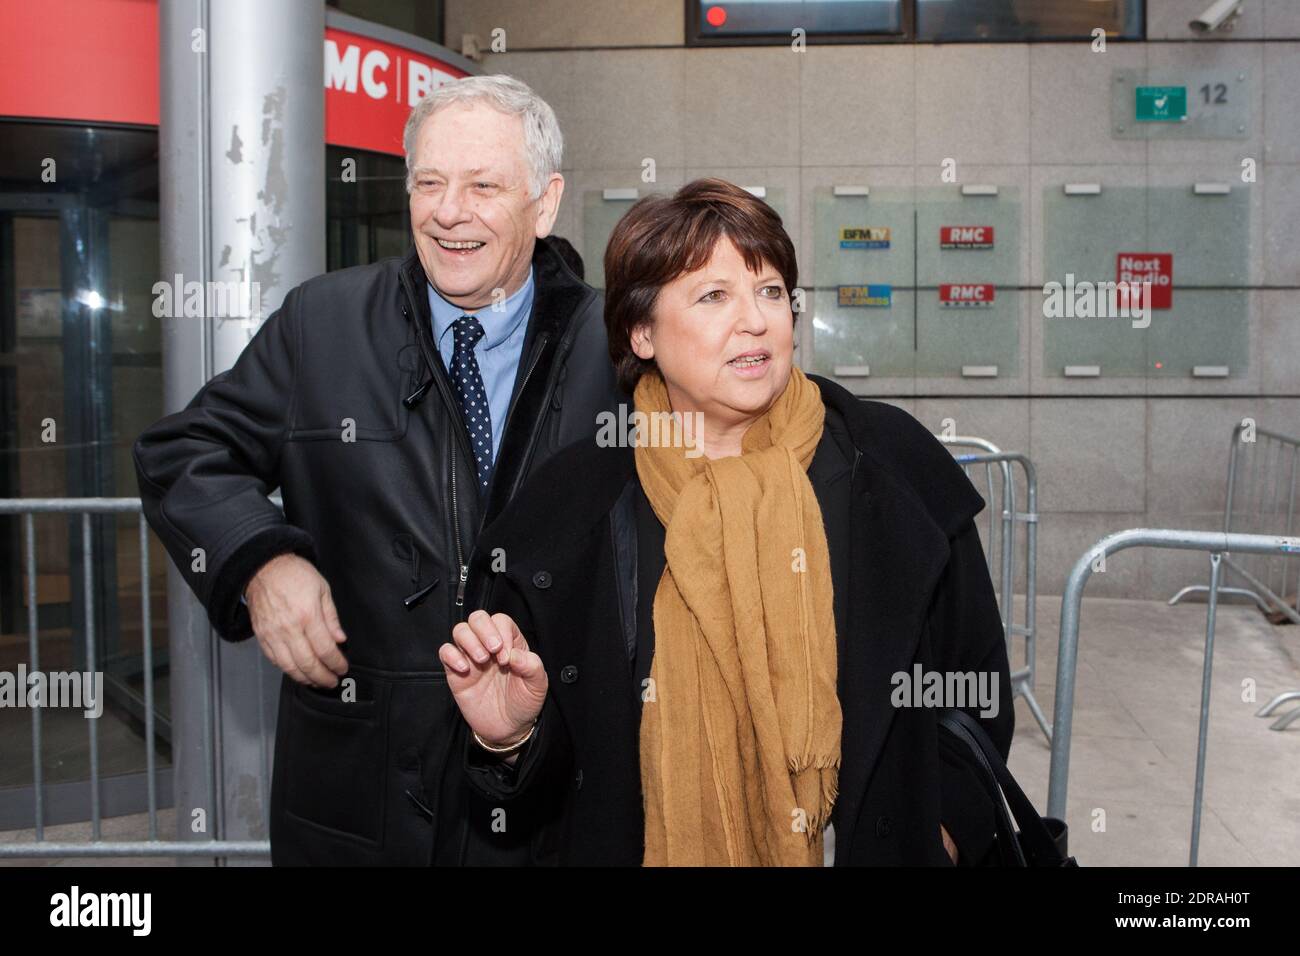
[603,178,799,394]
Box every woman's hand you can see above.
[940,824,959,864]
[439,610,548,750]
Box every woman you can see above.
[436,178,1014,866]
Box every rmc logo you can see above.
[940,226,994,250]
[939,283,996,307]
[324,36,450,107]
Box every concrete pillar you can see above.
[158,0,324,862]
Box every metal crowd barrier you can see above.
[1048,528,1300,866]
[0,497,271,862]
[1168,422,1300,619]
[1167,423,1300,731]
[940,437,1051,742]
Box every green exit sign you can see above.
[1135,86,1187,122]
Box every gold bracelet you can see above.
[473,721,536,755]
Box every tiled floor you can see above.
[2,595,1298,867]
[0,700,165,789]
[1009,595,1300,866]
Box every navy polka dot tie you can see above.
[449,315,493,494]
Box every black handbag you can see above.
[937,708,1078,867]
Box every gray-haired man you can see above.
[134,75,620,864]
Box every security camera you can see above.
[1189,0,1243,34]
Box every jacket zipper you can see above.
[510,332,564,508]
[508,332,549,425]
[400,264,575,615]
[450,442,468,606]
[399,272,475,613]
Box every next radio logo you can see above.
[1116,253,1173,310]
[940,226,994,250]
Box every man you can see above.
[134,74,620,864]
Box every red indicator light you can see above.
[706,5,728,27]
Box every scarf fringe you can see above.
[792,755,840,840]
[790,753,842,773]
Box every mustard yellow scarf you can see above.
[633,365,841,866]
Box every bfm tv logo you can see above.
[839,227,891,250]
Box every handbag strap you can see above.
[938,708,1066,866]
[938,710,1025,865]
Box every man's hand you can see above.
[245,553,349,687]
[940,823,959,864]
[439,610,547,753]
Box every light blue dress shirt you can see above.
[427,267,534,466]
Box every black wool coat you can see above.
[134,237,622,865]
[434,374,1016,865]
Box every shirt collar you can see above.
[427,266,535,352]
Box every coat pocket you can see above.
[283,679,389,845]
[285,344,418,442]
